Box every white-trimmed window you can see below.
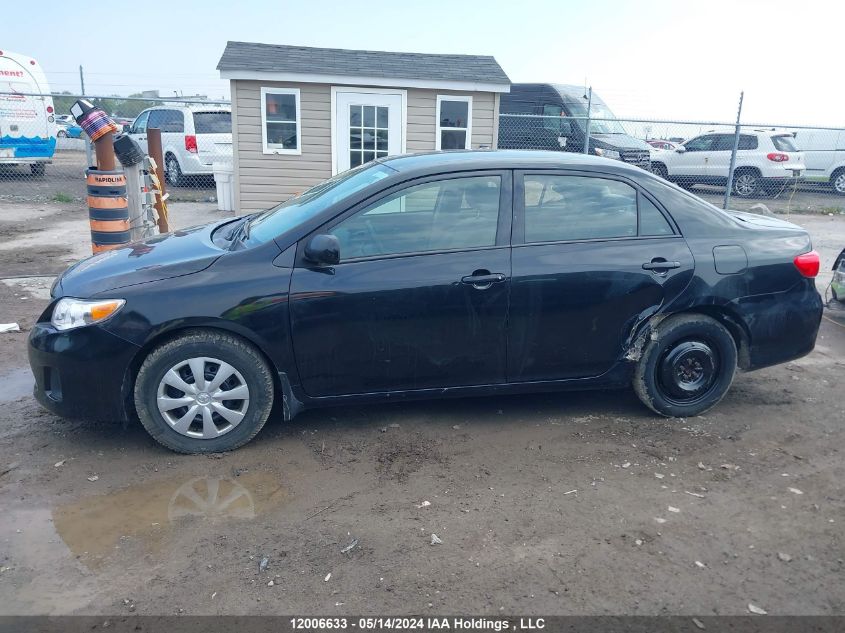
[260,87,301,155]
[436,95,472,150]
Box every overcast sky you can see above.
[5,0,842,126]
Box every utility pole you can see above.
[723,92,744,210]
[79,65,94,168]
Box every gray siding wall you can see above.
[232,79,502,212]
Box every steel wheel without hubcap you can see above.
[156,357,250,439]
[833,172,845,195]
[657,340,719,404]
[733,173,758,197]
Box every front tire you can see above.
[633,314,737,418]
[651,163,669,180]
[134,330,275,453]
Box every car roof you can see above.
[142,105,230,112]
[379,149,641,174]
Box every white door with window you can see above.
[334,89,404,174]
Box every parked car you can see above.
[127,106,232,186]
[0,50,56,175]
[498,84,652,170]
[56,120,83,138]
[647,140,681,151]
[28,151,823,454]
[792,128,845,195]
[650,128,805,197]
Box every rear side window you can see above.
[523,175,637,242]
[738,135,758,150]
[147,110,184,133]
[523,175,676,242]
[193,111,232,134]
[771,135,797,152]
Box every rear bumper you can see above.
[28,322,140,421]
[735,280,823,370]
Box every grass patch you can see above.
[52,192,74,203]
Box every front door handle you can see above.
[461,272,506,289]
[642,259,681,271]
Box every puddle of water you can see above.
[0,368,34,403]
[51,472,288,567]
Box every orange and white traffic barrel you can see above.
[86,169,130,254]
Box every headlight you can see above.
[594,148,621,160]
[51,298,125,331]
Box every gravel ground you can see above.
[0,201,843,616]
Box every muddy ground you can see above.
[0,201,843,616]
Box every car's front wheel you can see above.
[134,330,275,453]
[651,163,669,180]
[633,314,737,418]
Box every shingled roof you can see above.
[217,41,510,88]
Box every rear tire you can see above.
[134,330,275,454]
[633,314,737,418]
[831,169,845,196]
[732,169,761,198]
[165,154,185,187]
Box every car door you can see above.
[672,134,718,182]
[129,110,150,153]
[508,171,694,382]
[289,171,512,397]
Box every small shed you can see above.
[217,41,511,212]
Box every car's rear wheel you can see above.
[633,314,737,418]
[733,169,761,198]
[831,169,845,196]
[134,330,274,453]
[165,154,185,187]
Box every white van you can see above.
[792,128,845,195]
[127,106,231,186]
[0,50,56,175]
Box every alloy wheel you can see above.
[156,357,250,439]
[734,173,758,197]
[834,173,845,194]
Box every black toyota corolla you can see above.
[29,151,823,453]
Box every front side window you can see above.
[436,96,472,150]
[523,175,638,243]
[131,111,149,134]
[261,87,300,154]
[331,175,501,259]
[684,135,716,152]
[146,110,184,133]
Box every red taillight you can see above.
[184,135,197,153]
[767,152,789,162]
[793,250,820,278]
[46,105,53,113]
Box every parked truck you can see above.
[0,49,56,175]
[497,83,651,170]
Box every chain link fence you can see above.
[0,92,231,204]
[499,114,845,209]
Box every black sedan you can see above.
[29,151,823,453]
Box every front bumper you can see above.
[28,322,141,421]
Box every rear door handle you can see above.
[461,272,506,288]
[642,260,681,271]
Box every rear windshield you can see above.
[193,111,231,134]
[772,135,798,152]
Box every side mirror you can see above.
[676,146,686,153]
[304,234,340,266]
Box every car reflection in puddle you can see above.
[51,472,286,568]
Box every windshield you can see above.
[246,162,397,244]
[562,97,627,135]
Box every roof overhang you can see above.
[220,70,510,93]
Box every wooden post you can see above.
[146,128,169,233]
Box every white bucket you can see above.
[212,158,235,212]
